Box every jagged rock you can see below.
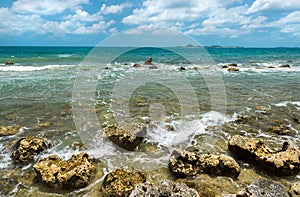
[33,152,96,190]
[101,167,146,197]
[144,58,153,65]
[10,137,52,164]
[129,179,200,197]
[237,179,288,197]
[289,182,300,197]
[0,126,21,137]
[132,63,141,68]
[228,63,238,67]
[269,125,290,135]
[228,135,300,175]
[104,123,146,150]
[169,149,240,178]
[228,67,239,72]
[279,64,290,68]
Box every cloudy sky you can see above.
[0,0,299,47]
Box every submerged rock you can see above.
[144,58,153,65]
[101,167,146,197]
[148,65,158,69]
[169,149,240,178]
[132,63,141,68]
[130,179,199,197]
[10,137,52,164]
[228,135,300,175]
[237,179,288,197]
[104,123,146,150]
[269,125,290,135]
[0,126,21,137]
[33,152,96,190]
[228,67,239,72]
[289,182,300,197]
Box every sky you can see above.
[0,0,300,47]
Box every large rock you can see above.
[104,123,146,150]
[169,149,240,178]
[289,182,300,197]
[0,126,21,137]
[10,137,52,164]
[228,135,300,175]
[101,167,146,197]
[129,179,200,197]
[237,179,288,197]
[33,152,96,190]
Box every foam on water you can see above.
[0,64,75,72]
[273,101,300,107]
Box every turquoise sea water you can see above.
[0,46,299,195]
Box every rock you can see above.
[269,125,290,135]
[228,63,238,67]
[279,64,291,68]
[0,125,21,137]
[101,167,146,197]
[192,67,198,70]
[144,58,153,65]
[255,106,269,114]
[222,65,229,68]
[287,60,293,63]
[132,63,141,68]
[289,182,300,197]
[169,149,240,178]
[228,67,239,72]
[235,115,251,124]
[179,66,186,71]
[268,66,276,68]
[104,123,146,151]
[6,61,14,65]
[228,135,300,175]
[130,179,199,197]
[10,137,52,164]
[237,179,288,197]
[148,65,158,69]
[166,125,175,131]
[33,152,96,190]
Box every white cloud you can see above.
[64,9,103,22]
[100,3,132,15]
[74,20,115,34]
[247,0,300,13]
[12,0,89,15]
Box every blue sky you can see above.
[0,0,300,47]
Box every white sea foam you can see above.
[0,64,75,72]
[58,54,72,57]
[273,101,300,107]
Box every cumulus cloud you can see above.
[12,0,89,15]
[100,3,132,15]
[247,0,300,13]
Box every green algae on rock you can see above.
[33,152,96,190]
[10,137,52,164]
[101,167,146,197]
[0,126,21,137]
[228,135,300,176]
[169,149,240,178]
[104,123,146,151]
[130,179,200,197]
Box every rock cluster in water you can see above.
[101,167,147,197]
[169,149,240,178]
[0,126,21,137]
[10,137,52,164]
[228,135,300,175]
[33,152,96,190]
[104,123,146,150]
[129,179,200,197]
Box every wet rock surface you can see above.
[33,152,96,190]
[129,179,200,197]
[237,179,288,197]
[169,149,240,178]
[144,57,153,65]
[0,126,21,137]
[228,67,240,72]
[104,123,146,150]
[10,137,52,164]
[228,135,300,175]
[289,182,300,197]
[101,167,146,197]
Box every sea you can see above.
[0,46,299,196]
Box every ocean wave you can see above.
[273,101,300,107]
[58,54,73,58]
[0,64,75,72]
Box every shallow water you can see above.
[0,46,299,196]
